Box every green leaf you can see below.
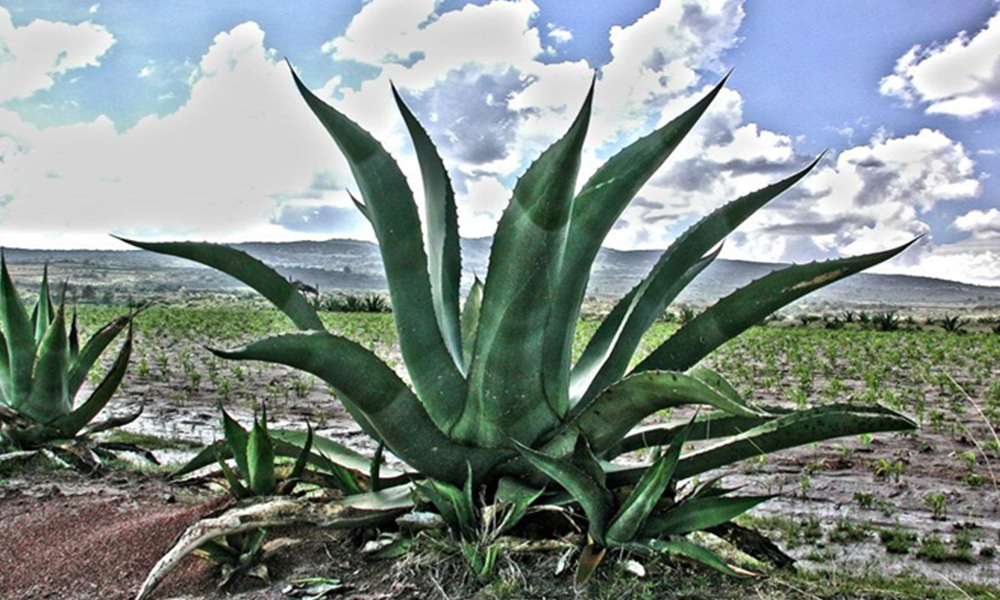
[0,331,10,405]
[642,495,772,537]
[213,331,506,486]
[555,370,762,457]
[271,428,405,481]
[569,245,720,407]
[543,77,730,439]
[635,239,918,374]
[607,422,690,544]
[570,158,822,408]
[493,477,544,534]
[247,408,277,496]
[608,410,785,458]
[287,422,313,483]
[216,445,251,499]
[687,366,747,407]
[115,238,323,332]
[607,404,917,487]
[514,437,614,545]
[22,307,70,423]
[289,65,467,434]
[645,538,754,578]
[458,81,594,446]
[0,256,36,409]
[33,265,53,346]
[52,324,133,437]
[460,277,483,373]
[68,311,134,399]
[392,85,463,369]
[415,473,476,537]
[222,407,250,480]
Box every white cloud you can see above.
[0,22,368,248]
[955,208,1000,236]
[0,7,115,102]
[879,8,1000,119]
[548,24,572,44]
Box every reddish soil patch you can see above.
[0,470,223,600]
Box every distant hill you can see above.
[4,238,1000,312]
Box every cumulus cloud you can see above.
[879,8,1000,118]
[0,7,115,102]
[0,22,361,248]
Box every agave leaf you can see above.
[0,331,10,405]
[247,409,277,496]
[514,438,614,545]
[608,410,786,458]
[414,475,475,537]
[556,370,762,457]
[22,307,70,423]
[635,239,918,374]
[216,445,251,499]
[289,66,467,434]
[571,159,822,408]
[115,238,322,332]
[493,477,544,534]
[543,77,730,432]
[687,366,746,407]
[213,331,506,486]
[642,495,773,538]
[286,423,313,484]
[271,428,404,480]
[608,404,917,487]
[574,542,607,589]
[222,407,251,480]
[0,257,36,409]
[51,325,133,438]
[33,265,53,345]
[606,422,690,544]
[347,191,371,223]
[460,277,483,373]
[68,311,134,399]
[458,81,594,446]
[392,85,463,368]
[645,538,754,578]
[569,245,720,406]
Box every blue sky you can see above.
[0,1,998,285]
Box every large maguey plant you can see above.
[131,68,916,598]
[0,260,143,464]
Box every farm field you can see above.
[3,302,998,599]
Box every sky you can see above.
[1,1,999,285]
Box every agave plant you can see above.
[0,259,142,459]
[131,68,917,598]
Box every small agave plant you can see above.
[0,259,142,462]
[132,67,916,598]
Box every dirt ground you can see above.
[3,320,1000,599]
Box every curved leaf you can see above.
[608,410,786,458]
[0,257,35,409]
[514,437,614,545]
[458,81,594,445]
[607,404,917,487]
[543,77,729,432]
[23,307,69,423]
[635,240,918,374]
[52,324,133,437]
[607,421,690,544]
[642,495,772,537]
[571,158,822,408]
[460,277,483,373]
[392,85,463,368]
[115,238,322,332]
[555,370,762,456]
[290,66,467,434]
[213,331,506,486]
[569,245,719,406]
[68,310,135,398]
[645,538,754,577]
